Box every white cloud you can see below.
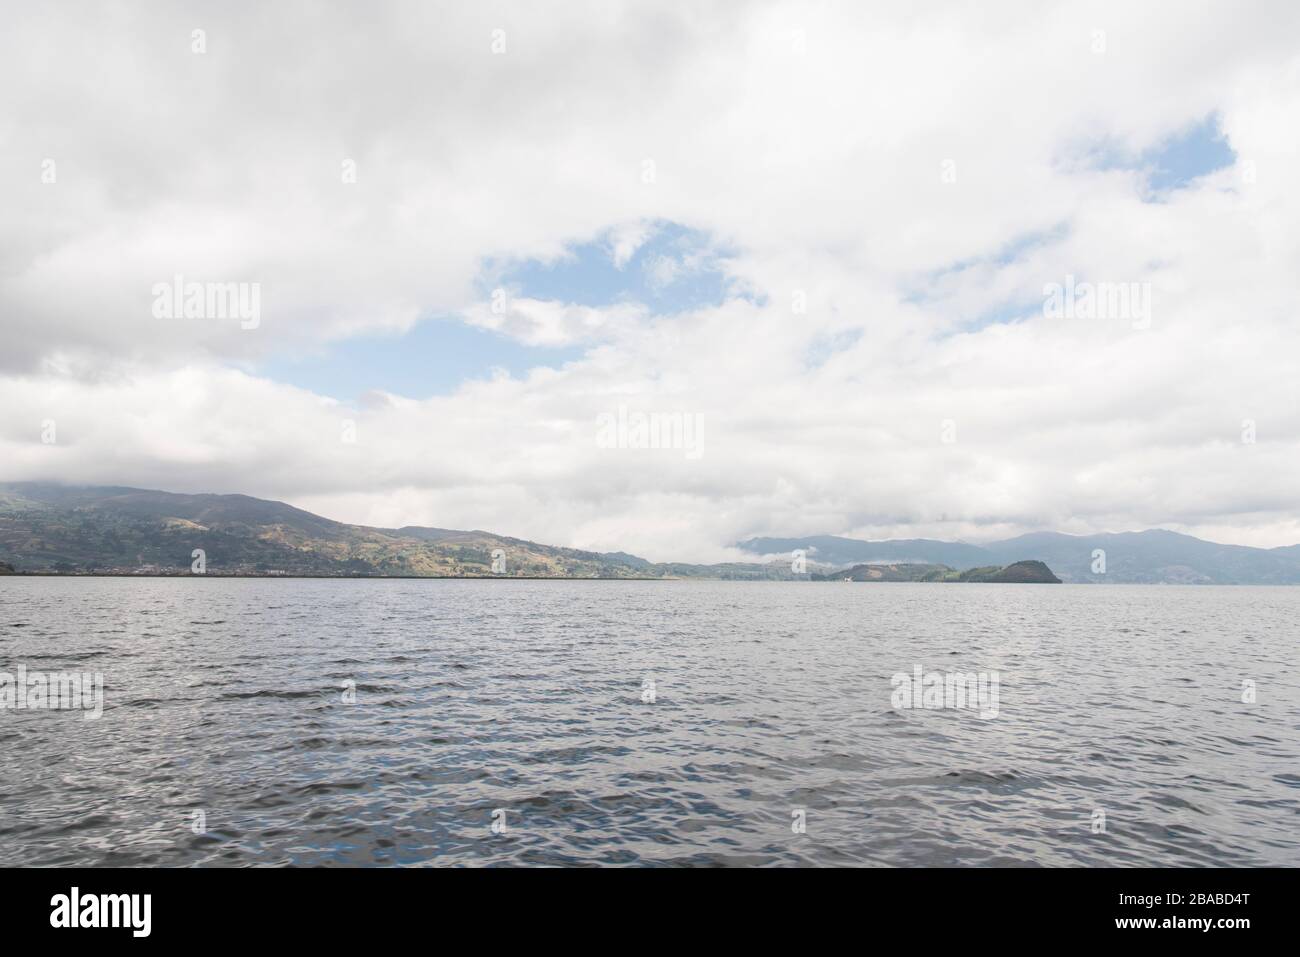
[607,222,653,269]
[2,1,1299,557]
[464,297,648,347]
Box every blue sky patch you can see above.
[1145,114,1237,191]
[257,320,583,402]
[1088,114,1236,196]
[479,220,740,315]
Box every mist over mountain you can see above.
[737,535,995,570]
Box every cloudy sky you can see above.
[3,1,1298,561]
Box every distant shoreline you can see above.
[7,572,1282,584]
[6,483,1300,584]
[2,571,653,581]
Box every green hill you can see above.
[0,482,803,579]
[0,483,650,577]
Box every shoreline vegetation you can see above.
[3,482,1298,583]
[813,560,1060,583]
[0,560,1060,583]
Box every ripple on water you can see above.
[0,578,1297,866]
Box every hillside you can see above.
[0,483,650,578]
[959,560,1061,583]
[814,560,1060,583]
[0,482,803,579]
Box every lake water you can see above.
[1,578,1296,867]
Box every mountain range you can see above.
[0,482,1296,583]
[737,532,1300,584]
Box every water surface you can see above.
[1,578,1296,866]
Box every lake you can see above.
[1,578,1296,866]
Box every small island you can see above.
[813,560,1061,583]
